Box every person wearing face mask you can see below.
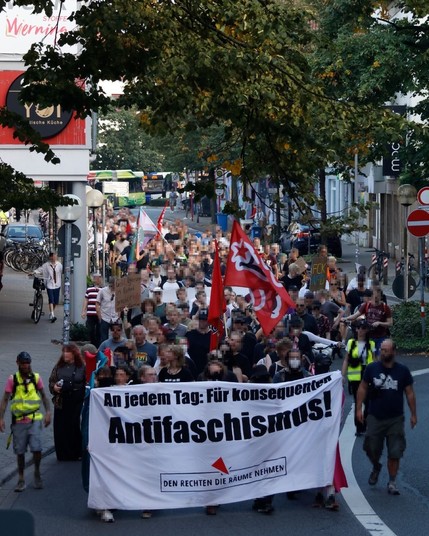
[272,350,310,383]
[286,316,314,371]
[356,339,417,496]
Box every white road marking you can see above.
[339,367,429,535]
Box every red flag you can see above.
[157,200,168,236]
[208,240,226,350]
[224,221,295,335]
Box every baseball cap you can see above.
[153,287,163,293]
[17,351,32,363]
[304,291,314,299]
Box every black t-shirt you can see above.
[363,361,413,419]
[298,313,318,336]
[185,329,211,376]
[164,232,180,241]
[282,275,303,291]
[158,367,194,383]
[223,351,251,378]
[347,288,365,313]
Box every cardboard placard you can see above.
[309,256,327,291]
[295,256,307,274]
[115,274,141,312]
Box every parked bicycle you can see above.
[29,275,46,323]
[366,247,390,285]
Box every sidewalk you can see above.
[0,268,62,488]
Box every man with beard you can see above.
[356,339,417,496]
[0,352,51,492]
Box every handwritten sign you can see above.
[309,256,327,291]
[115,274,141,312]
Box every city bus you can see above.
[143,172,175,197]
[87,169,146,207]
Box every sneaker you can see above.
[33,476,43,489]
[387,482,400,495]
[141,510,152,519]
[368,463,382,486]
[14,480,26,492]
[50,316,57,323]
[100,510,114,523]
[325,495,339,511]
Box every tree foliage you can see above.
[2,1,429,215]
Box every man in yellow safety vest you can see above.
[0,352,51,492]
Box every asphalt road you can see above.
[0,359,428,536]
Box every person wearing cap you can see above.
[0,352,51,492]
[81,272,103,347]
[342,320,376,436]
[98,322,128,359]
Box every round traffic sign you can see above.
[417,187,429,205]
[407,208,429,237]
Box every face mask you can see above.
[289,358,301,370]
[97,378,114,388]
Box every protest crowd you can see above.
[1,205,417,524]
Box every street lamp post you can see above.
[56,194,83,345]
[398,184,417,302]
[86,188,104,275]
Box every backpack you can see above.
[362,301,388,316]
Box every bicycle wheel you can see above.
[409,269,420,288]
[33,292,43,323]
[367,262,382,284]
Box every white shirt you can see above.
[41,261,62,290]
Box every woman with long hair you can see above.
[49,343,86,461]
[158,345,194,383]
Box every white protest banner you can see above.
[88,371,343,510]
